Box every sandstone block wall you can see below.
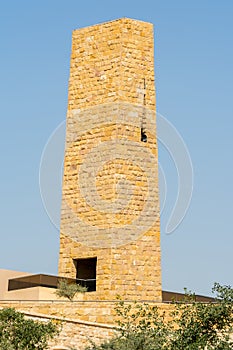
[0,300,173,349]
[59,18,161,301]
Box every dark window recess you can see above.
[74,257,97,292]
[141,128,147,142]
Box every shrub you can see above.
[55,279,87,301]
[85,283,233,350]
[0,307,59,350]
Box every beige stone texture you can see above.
[0,300,173,349]
[67,18,156,111]
[0,18,163,348]
[59,18,162,301]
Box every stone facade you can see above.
[59,18,162,301]
[0,301,172,349]
[0,18,163,350]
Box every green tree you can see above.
[86,300,169,350]
[85,283,233,350]
[0,307,59,350]
[169,283,233,350]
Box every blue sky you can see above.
[0,0,232,296]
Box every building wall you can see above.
[0,269,31,300]
[59,18,162,301]
[0,269,78,301]
[0,300,172,349]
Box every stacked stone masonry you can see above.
[0,301,173,349]
[59,18,162,301]
[0,18,166,350]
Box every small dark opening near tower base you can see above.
[73,257,97,292]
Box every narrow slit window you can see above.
[141,128,147,142]
[141,78,147,142]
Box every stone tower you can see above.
[59,18,162,301]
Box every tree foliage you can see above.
[169,283,233,350]
[85,283,233,350]
[0,307,59,350]
[55,279,87,301]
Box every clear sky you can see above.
[0,0,232,297]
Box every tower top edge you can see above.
[72,17,154,33]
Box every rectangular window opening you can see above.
[73,257,97,292]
